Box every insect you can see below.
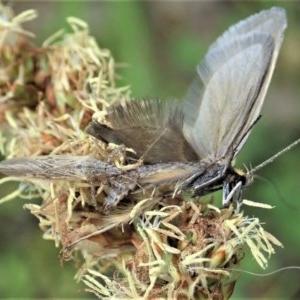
[0,7,287,209]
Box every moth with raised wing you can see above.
[0,7,289,208]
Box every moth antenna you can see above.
[243,163,252,174]
[225,266,300,277]
[254,174,299,210]
[248,137,300,174]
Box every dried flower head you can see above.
[80,201,282,299]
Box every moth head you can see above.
[234,167,253,188]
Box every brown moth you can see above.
[0,7,287,208]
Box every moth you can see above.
[0,7,287,208]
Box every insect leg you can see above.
[222,181,243,208]
[104,173,138,209]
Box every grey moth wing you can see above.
[183,7,287,162]
[0,156,120,180]
[86,99,198,164]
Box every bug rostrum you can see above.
[0,7,287,209]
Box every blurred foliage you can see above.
[0,1,299,298]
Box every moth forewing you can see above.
[183,8,286,161]
[232,9,287,156]
[184,33,275,160]
[0,156,121,181]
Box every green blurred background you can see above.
[0,1,300,298]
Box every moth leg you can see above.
[106,144,127,166]
[222,181,243,209]
[106,144,143,171]
[89,183,105,210]
[104,174,138,210]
